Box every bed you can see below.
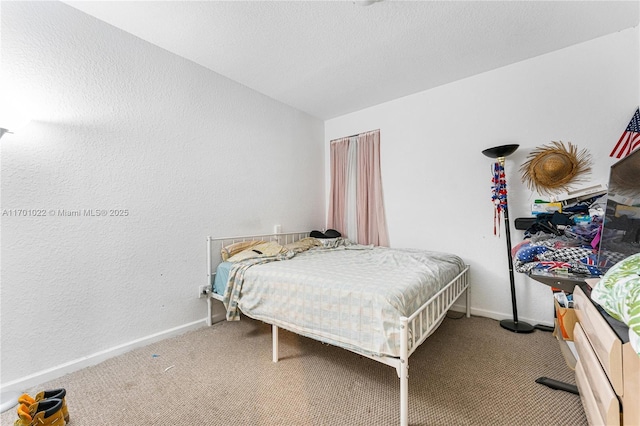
[206,231,470,426]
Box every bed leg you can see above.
[399,319,409,426]
[465,285,471,318]
[272,325,279,363]
[206,236,214,327]
[400,360,408,426]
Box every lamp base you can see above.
[500,319,535,333]
[535,377,579,395]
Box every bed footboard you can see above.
[269,264,471,426]
[398,264,470,426]
[405,265,470,357]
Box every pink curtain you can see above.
[356,130,389,246]
[327,130,389,247]
[327,137,350,233]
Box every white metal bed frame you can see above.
[206,231,470,426]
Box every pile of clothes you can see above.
[513,196,607,277]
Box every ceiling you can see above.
[64,1,639,120]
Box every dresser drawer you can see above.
[574,324,620,425]
[576,360,620,426]
[622,342,640,425]
[573,286,623,395]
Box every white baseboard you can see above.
[1,319,207,393]
[449,303,553,328]
[2,303,552,393]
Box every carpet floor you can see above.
[1,314,586,425]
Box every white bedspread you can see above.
[222,246,466,357]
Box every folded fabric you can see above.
[538,261,572,271]
[516,245,550,262]
[591,253,640,356]
[513,237,602,275]
[226,241,288,262]
[283,237,321,253]
[317,237,346,249]
[537,246,594,263]
[221,240,264,261]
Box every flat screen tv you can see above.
[597,148,640,272]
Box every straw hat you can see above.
[520,141,592,196]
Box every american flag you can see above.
[610,108,640,158]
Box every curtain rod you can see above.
[330,129,380,143]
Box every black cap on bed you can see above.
[310,229,342,239]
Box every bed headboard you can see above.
[206,231,310,289]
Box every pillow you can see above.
[221,240,264,261]
[226,241,288,262]
[283,237,321,253]
[591,253,640,355]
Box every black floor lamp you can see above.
[482,144,534,333]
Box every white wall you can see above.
[0,1,324,388]
[326,27,639,326]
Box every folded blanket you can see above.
[513,234,601,276]
[223,252,294,320]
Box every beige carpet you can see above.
[1,314,587,425]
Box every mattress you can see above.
[216,245,465,357]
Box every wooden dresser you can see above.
[572,285,640,426]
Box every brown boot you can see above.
[14,398,65,425]
[18,389,69,423]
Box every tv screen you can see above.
[597,148,640,272]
